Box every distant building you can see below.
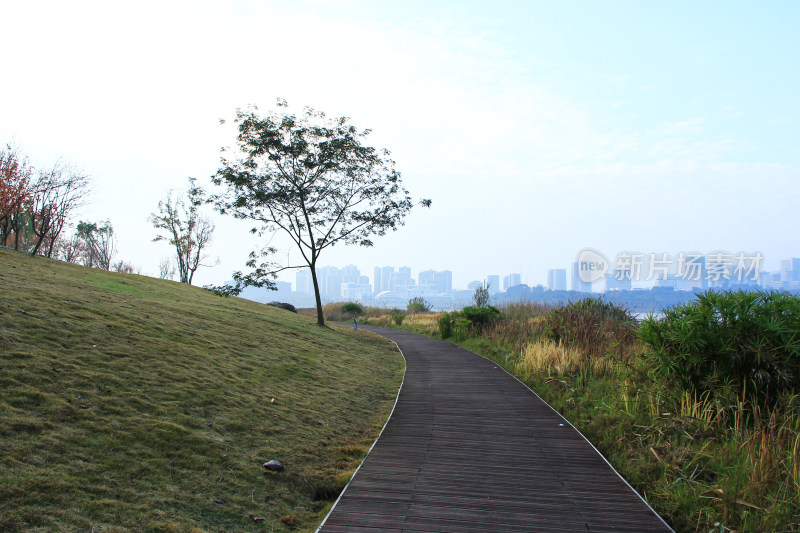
[342,264,361,283]
[503,273,521,291]
[487,275,500,294]
[604,273,631,292]
[295,269,313,293]
[418,269,435,287]
[467,280,483,290]
[435,270,453,294]
[341,282,371,302]
[547,269,566,291]
[419,269,452,295]
[571,262,592,292]
[391,266,413,293]
[274,280,292,293]
[679,254,708,290]
[316,266,344,300]
[373,266,397,294]
[781,258,800,282]
[293,265,370,301]
[761,271,783,290]
[656,275,701,291]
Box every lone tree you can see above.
[211,100,430,326]
[76,220,116,270]
[150,178,215,285]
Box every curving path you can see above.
[317,326,673,533]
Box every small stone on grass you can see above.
[263,459,285,472]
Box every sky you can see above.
[2,0,799,290]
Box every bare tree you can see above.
[29,161,90,257]
[158,257,176,280]
[112,260,140,274]
[53,229,85,263]
[150,178,216,285]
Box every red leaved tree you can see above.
[0,145,33,249]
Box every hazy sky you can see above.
[3,0,798,290]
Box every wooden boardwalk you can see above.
[317,327,673,533]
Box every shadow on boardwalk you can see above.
[318,326,674,533]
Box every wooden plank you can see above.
[317,327,673,532]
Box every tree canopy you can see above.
[211,100,430,325]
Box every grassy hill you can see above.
[0,249,404,532]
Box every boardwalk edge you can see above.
[314,335,408,533]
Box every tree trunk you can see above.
[310,263,325,326]
[13,218,21,250]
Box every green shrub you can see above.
[438,312,453,338]
[407,296,432,313]
[639,290,800,408]
[340,302,364,316]
[460,305,502,326]
[436,307,500,339]
[393,313,405,326]
[453,317,472,339]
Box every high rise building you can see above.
[433,270,453,294]
[547,269,566,291]
[342,264,360,283]
[316,266,343,300]
[487,274,500,294]
[419,270,435,287]
[571,262,592,292]
[419,270,452,294]
[341,281,371,301]
[604,273,631,291]
[781,258,800,282]
[374,266,395,294]
[381,266,395,292]
[295,269,313,293]
[503,273,521,291]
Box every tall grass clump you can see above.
[546,297,637,361]
[515,340,590,377]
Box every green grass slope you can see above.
[0,249,404,532]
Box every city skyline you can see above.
[249,251,800,308]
